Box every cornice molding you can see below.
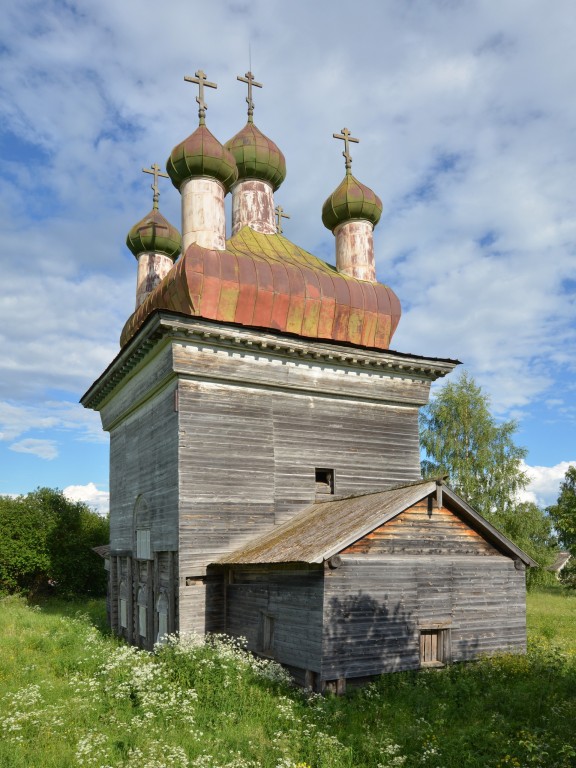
[81,311,460,411]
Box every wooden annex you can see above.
[82,68,535,691]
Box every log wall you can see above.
[224,566,324,673]
[342,501,501,557]
[321,554,526,681]
[88,319,456,640]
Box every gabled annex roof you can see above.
[216,479,537,567]
[119,227,401,349]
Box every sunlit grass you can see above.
[0,586,574,767]
[526,584,576,649]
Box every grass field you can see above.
[0,587,574,768]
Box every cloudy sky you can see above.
[1,0,575,514]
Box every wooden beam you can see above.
[436,479,443,509]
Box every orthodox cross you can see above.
[142,163,169,210]
[184,69,217,125]
[275,205,290,234]
[333,127,359,173]
[237,70,262,122]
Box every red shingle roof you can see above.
[120,227,401,349]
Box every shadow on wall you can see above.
[324,592,417,677]
[324,591,481,678]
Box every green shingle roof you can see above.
[126,208,181,260]
[322,173,383,232]
[225,122,286,190]
[167,124,238,192]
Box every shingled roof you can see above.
[120,227,401,349]
[216,480,537,567]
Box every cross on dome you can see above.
[237,70,262,123]
[275,204,290,234]
[333,127,359,174]
[184,69,217,125]
[142,163,169,210]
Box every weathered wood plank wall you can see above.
[108,382,179,553]
[224,566,324,673]
[322,554,526,681]
[342,501,501,557]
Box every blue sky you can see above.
[1,0,575,514]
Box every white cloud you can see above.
[10,438,58,461]
[0,401,106,443]
[0,0,575,484]
[518,460,576,508]
[64,482,109,517]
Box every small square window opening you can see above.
[420,628,450,667]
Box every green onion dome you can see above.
[166,124,238,192]
[225,122,286,191]
[126,208,182,261]
[321,173,383,233]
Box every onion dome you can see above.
[126,208,182,260]
[166,124,238,192]
[322,173,383,233]
[225,122,286,190]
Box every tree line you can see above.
[420,371,575,588]
[0,487,109,597]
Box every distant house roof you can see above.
[547,551,571,572]
[216,479,537,567]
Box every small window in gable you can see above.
[136,529,151,560]
[315,468,334,495]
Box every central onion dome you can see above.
[322,173,383,233]
[166,124,238,192]
[126,208,181,260]
[225,122,286,190]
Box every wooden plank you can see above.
[126,556,134,644]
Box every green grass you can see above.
[0,587,574,768]
[526,585,576,649]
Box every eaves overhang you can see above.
[81,310,460,412]
[215,479,537,568]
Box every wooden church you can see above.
[82,69,535,691]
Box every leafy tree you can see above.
[546,466,576,589]
[547,465,576,554]
[492,501,557,588]
[420,371,529,518]
[0,488,109,597]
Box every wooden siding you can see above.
[322,558,419,679]
[109,382,179,553]
[176,373,421,633]
[172,337,435,408]
[224,566,324,672]
[93,320,458,642]
[450,559,526,659]
[342,501,501,557]
[271,395,420,524]
[321,555,526,680]
[99,343,175,431]
[177,380,276,588]
[111,551,178,650]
